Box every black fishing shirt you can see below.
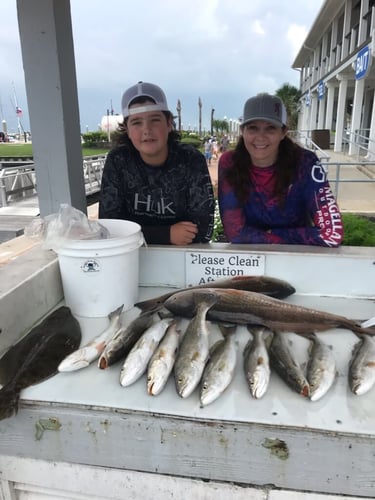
[99,142,215,244]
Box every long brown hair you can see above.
[225,132,303,206]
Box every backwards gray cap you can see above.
[242,93,287,128]
[121,81,171,118]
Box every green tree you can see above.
[212,119,229,135]
[275,83,301,130]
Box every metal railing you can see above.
[1,150,374,213]
[289,129,331,161]
[0,163,36,207]
[0,155,107,207]
[288,130,375,206]
[342,129,375,160]
[321,161,375,200]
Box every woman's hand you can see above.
[170,221,198,245]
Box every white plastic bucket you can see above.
[56,219,144,318]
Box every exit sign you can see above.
[355,45,370,80]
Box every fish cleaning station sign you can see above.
[185,251,265,286]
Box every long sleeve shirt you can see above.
[218,149,344,247]
[99,142,215,244]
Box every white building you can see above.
[292,0,375,159]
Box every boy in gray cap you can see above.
[99,82,214,245]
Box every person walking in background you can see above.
[220,135,229,152]
[211,137,219,160]
[204,138,213,165]
[99,81,215,245]
[218,93,343,247]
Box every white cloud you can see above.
[0,0,325,133]
[252,20,266,36]
[287,24,310,59]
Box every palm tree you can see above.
[275,83,301,130]
[212,119,229,135]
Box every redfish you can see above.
[135,275,296,312]
[163,288,375,336]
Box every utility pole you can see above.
[176,99,182,132]
[198,97,202,137]
[211,108,215,136]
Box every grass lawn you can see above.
[0,143,109,157]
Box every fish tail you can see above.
[218,323,237,336]
[0,384,20,421]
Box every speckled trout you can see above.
[349,334,375,396]
[199,324,237,407]
[244,326,272,399]
[58,305,124,372]
[174,292,218,398]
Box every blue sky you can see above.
[0,0,324,134]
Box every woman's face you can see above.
[241,120,287,167]
[126,101,172,165]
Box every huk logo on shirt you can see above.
[134,193,176,215]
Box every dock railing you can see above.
[0,155,107,207]
[0,151,374,212]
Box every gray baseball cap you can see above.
[121,81,171,118]
[242,93,287,127]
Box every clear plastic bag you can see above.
[24,204,110,251]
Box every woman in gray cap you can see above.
[218,93,343,247]
[99,82,214,245]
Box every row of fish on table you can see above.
[0,275,374,421]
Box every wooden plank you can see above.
[0,235,39,266]
[0,403,374,498]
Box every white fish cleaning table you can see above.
[0,243,374,499]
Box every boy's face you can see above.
[126,101,172,165]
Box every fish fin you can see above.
[243,338,253,358]
[193,291,218,309]
[361,316,375,329]
[0,383,20,421]
[108,304,124,320]
[157,308,174,319]
[298,331,316,340]
[209,339,224,355]
[263,329,274,349]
